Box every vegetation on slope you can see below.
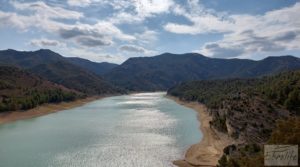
[105,53,300,91]
[168,70,300,167]
[29,61,120,95]
[168,71,299,141]
[67,57,118,76]
[168,70,300,113]
[217,117,300,167]
[0,66,82,112]
[0,49,123,95]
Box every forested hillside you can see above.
[168,70,300,166]
[105,53,300,91]
[67,57,118,76]
[0,66,82,112]
[0,49,123,95]
[168,70,299,141]
[168,71,300,113]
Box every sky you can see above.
[0,0,299,64]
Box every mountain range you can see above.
[105,53,300,91]
[67,57,118,76]
[0,49,122,95]
[1,48,298,165]
[0,49,300,93]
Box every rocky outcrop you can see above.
[208,93,290,144]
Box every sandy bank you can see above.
[0,96,104,125]
[168,96,235,167]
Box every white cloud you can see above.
[2,0,145,63]
[164,0,234,34]
[11,1,83,20]
[58,21,136,48]
[62,47,128,64]
[1,1,135,50]
[2,0,298,62]
[0,0,160,62]
[93,21,136,41]
[200,43,243,58]
[0,1,82,32]
[30,38,65,47]
[164,15,232,35]
[164,0,300,58]
[0,11,28,30]
[119,44,156,55]
[76,36,112,47]
[119,44,146,53]
[134,0,174,17]
[67,0,92,7]
[135,29,158,44]
[106,0,174,24]
[109,12,145,24]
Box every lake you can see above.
[0,92,201,167]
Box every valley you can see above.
[1,1,299,167]
[0,49,299,167]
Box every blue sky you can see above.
[0,0,299,63]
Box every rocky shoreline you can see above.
[169,96,235,167]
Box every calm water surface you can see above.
[0,92,201,167]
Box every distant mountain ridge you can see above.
[67,57,118,75]
[104,53,300,91]
[0,49,122,95]
[1,49,299,92]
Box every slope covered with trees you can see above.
[0,66,82,112]
[67,57,118,76]
[168,70,300,167]
[105,53,300,91]
[168,70,299,141]
[168,70,300,114]
[0,49,123,95]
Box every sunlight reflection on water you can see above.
[0,92,201,167]
[52,93,179,167]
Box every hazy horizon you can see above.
[1,48,299,65]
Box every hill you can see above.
[167,70,300,166]
[0,66,81,112]
[0,49,122,95]
[67,57,118,75]
[168,70,299,142]
[105,53,300,91]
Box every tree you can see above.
[217,155,228,167]
[284,89,300,112]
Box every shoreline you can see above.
[168,96,235,167]
[0,96,105,125]
[0,92,233,166]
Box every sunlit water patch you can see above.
[0,92,201,167]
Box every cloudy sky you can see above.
[0,0,299,63]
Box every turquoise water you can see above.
[0,92,201,167]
